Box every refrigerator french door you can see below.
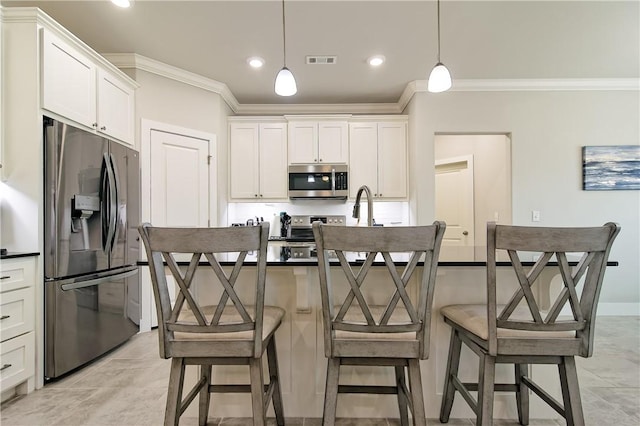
[44,117,140,379]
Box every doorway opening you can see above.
[435,134,512,261]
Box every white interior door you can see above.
[140,120,217,330]
[150,130,210,227]
[435,155,475,261]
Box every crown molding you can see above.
[448,78,640,92]
[100,54,640,116]
[103,53,240,113]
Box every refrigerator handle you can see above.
[60,269,138,291]
[100,154,109,251]
[101,153,117,253]
[108,153,121,252]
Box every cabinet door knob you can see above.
[319,158,323,162]
[462,231,469,236]
[92,123,98,127]
[254,194,258,197]
[100,126,107,131]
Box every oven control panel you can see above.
[290,215,346,227]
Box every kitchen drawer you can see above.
[0,258,36,293]
[0,332,35,392]
[0,287,35,342]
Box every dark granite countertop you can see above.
[0,251,40,260]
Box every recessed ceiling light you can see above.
[111,0,131,8]
[367,55,385,67]
[247,57,265,68]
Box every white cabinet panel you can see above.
[42,29,96,128]
[229,123,260,199]
[229,121,287,200]
[288,121,317,164]
[97,69,135,143]
[349,120,407,199]
[348,122,378,198]
[288,120,348,164]
[318,121,348,163]
[377,122,407,198]
[0,332,35,392]
[258,123,288,199]
[0,288,35,342]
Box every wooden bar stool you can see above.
[439,222,620,426]
[139,222,285,426]
[312,221,446,426]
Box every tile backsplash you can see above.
[227,201,409,227]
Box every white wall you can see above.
[125,69,232,226]
[407,89,640,309]
[435,134,512,251]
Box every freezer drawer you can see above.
[45,268,139,379]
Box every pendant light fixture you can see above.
[428,0,452,93]
[275,0,297,96]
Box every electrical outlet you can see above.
[532,210,541,222]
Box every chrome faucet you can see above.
[352,185,374,226]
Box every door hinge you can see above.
[208,219,211,227]
[207,155,212,165]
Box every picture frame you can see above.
[582,145,640,190]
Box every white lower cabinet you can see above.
[229,120,288,200]
[349,120,408,199]
[0,257,37,400]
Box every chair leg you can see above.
[198,364,212,426]
[249,357,266,426]
[165,358,186,426]
[407,359,426,426]
[323,358,340,426]
[395,365,409,426]
[559,356,585,426]
[514,363,529,425]
[440,328,463,423]
[476,354,496,426]
[267,336,285,426]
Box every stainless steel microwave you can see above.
[288,164,348,200]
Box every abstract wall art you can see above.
[582,145,640,190]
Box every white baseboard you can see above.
[596,303,640,316]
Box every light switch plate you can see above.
[532,210,541,222]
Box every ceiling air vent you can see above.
[306,55,337,65]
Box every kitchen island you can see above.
[138,244,616,421]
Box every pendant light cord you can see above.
[436,0,441,63]
[282,0,287,67]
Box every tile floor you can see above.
[1,317,638,425]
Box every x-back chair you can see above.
[439,222,620,426]
[312,221,446,426]
[139,222,285,426]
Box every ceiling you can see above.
[2,0,638,105]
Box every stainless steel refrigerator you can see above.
[44,117,140,379]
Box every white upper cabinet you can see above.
[41,29,135,145]
[349,120,408,199]
[229,121,288,200]
[96,69,135,143]
[288,120,348,164]
[41,29,96,127]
